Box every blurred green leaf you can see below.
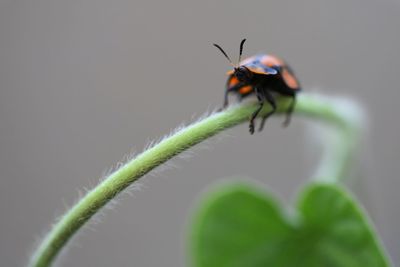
[190,182,389,267]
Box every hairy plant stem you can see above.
[29,93,361,267]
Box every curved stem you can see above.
[29,93,361,267]
[299,95,363,182]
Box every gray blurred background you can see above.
[1,0,399,266]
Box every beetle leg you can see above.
[221,85,230,109]
[249,88,266,134]
[282,95,296,127]
[219,81,246,111]
[257,91,277,132]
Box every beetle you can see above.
[214,39,301,134]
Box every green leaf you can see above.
[190,182,390,267]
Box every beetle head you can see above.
[234,66,253,82]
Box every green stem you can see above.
[29,93,361,267]
[301,96,363,182]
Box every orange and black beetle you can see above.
[214,39,301,134]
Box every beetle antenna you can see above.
[238,38,246,65]
[213,43,235,67]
